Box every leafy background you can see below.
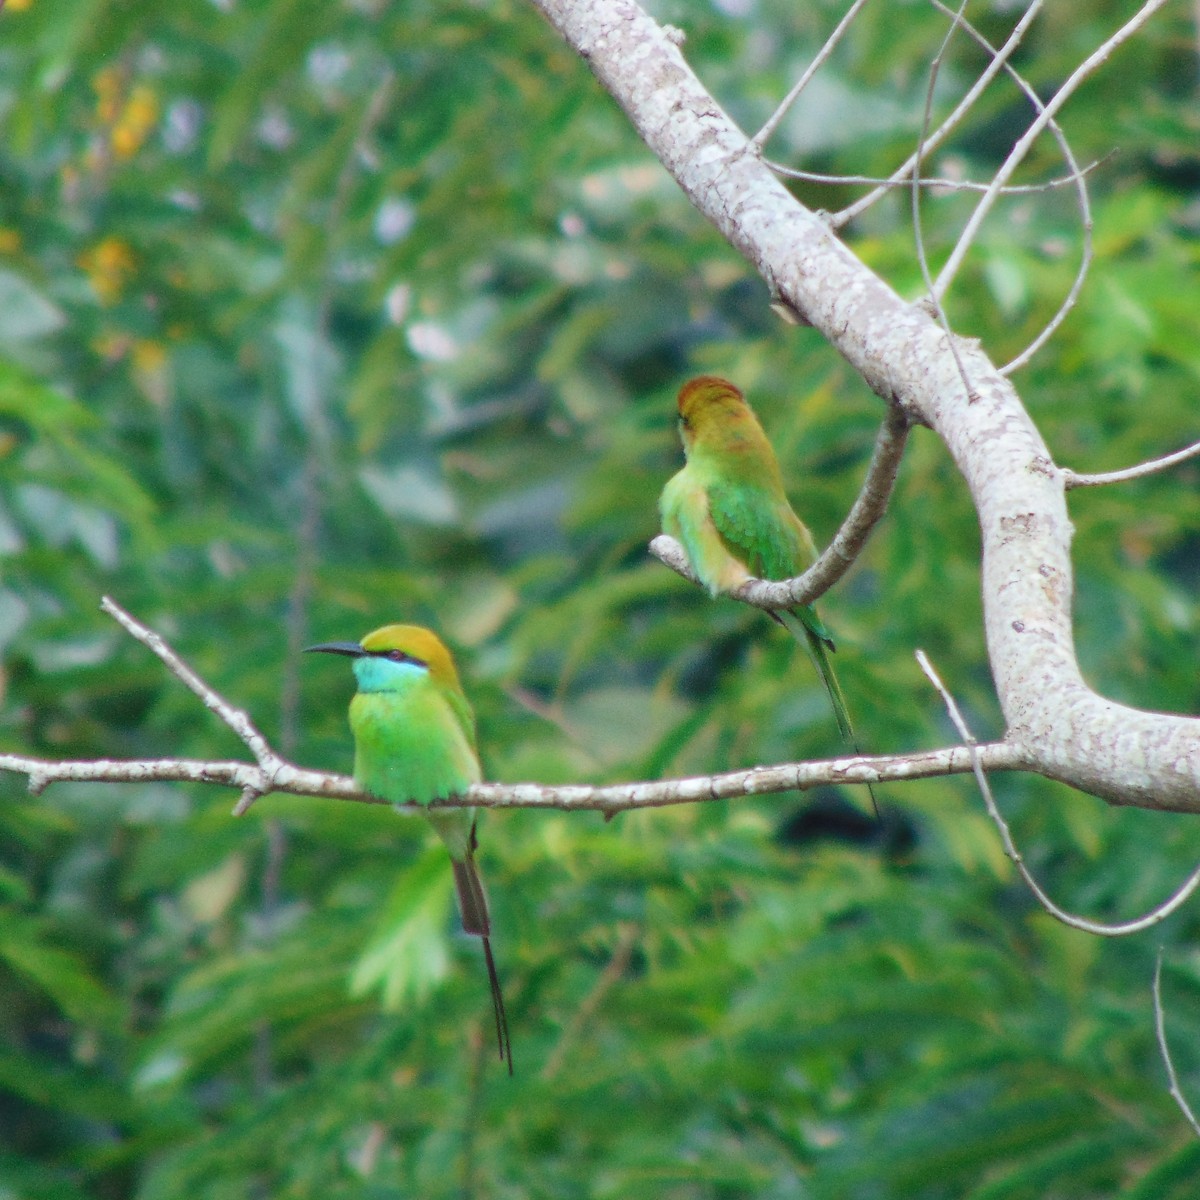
[1,0,1199,1196]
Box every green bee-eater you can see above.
[306,623,511,1072]
[659,375,876,815]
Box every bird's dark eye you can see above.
[386,649,423,666]
[678,415,690,429]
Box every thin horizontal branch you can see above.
[0,752,361,803]
[769,159,1102,195]
[652,405,909,609]
[1064,438,1200,489]
[6,599,1036,814]
[0,742,1028,815]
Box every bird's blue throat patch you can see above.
[352,655,428,693]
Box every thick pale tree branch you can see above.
[529,0,1200,811]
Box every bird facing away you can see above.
[305,623,511,1073]
[659,375,876,815]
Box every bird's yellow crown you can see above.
[359,624,463,691]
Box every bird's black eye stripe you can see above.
[373,648,427,667]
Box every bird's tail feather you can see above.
[450,841,512,1074]
[775,608,880,820]
[450,856,490,936]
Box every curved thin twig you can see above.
[911,0,977,406]
[933,0,1169,303]
[1064,438,1200,489]
[917,650,1200,935]
[652,404,909,609]
[832,0,1044,228]
[1153,949,1200,1138]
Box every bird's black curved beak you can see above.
[304,641,365,657]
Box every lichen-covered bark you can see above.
[532,0,1200,811]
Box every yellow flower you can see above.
[132,339,166,373]
[93,66,124,125]
[79,237,136,305]
[132,339,171,407]
[111,86,159,159]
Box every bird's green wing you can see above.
[707,478,814,581]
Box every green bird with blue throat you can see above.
[306,623,511,1072]
[660,375,877,817]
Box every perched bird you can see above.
[306,624,511,1072]
[659,375,876,815]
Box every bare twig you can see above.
[1064,438,1200,489]
[101,596,281,769]
[911,0,977,405]
[917,0,1093,375]
[652,404,909,610]
[916,650,1200,934]
[832,0,1044,228]
[1153,949,1200,1138]
[933,0,1168,304]
[751,0,873,151]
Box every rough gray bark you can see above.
[530,0,1200,812]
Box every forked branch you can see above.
[0,596,1023,818]
[530,0,1200,812]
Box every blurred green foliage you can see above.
[1,0,1199,1196]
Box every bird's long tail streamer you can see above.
[482,935,512,1075]
[774,608,880,820]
